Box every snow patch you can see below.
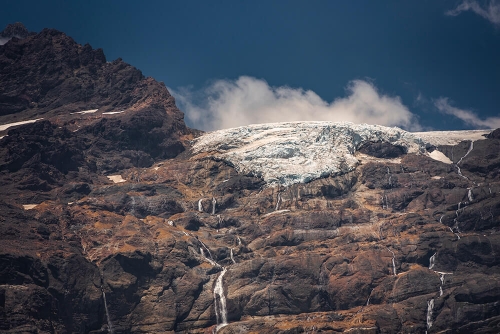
[102,110,126,115]
[71,109,98,115]
[23,204,38,210]
[193,122,424,186]
[107,175,126,183]
[262,209,290,217]
[0,118,44,132]
[428,150,453,164]
[414,130,490,146]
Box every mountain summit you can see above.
[0,22,34,45]
[1,24,500,333]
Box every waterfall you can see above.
[200,248,219,267]
[387,167,392,188]
[212,197,217,215]
[468,188,473,202]
[366,288,374,306]
[230,248,236,264]
[217,215,223,230]
[387,248,397,276]
[426,299,434,330]
[455,140,474,179]
[198,199,204,212]
[275,192,282,211]
[429,253,436,270]
[214,268,228,331]
[436,272,452,297]
[382,195,389,210]
[457,141,474,165]
[236,236,242,246]
[102,289,114,333]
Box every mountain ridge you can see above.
[1,23,500,334]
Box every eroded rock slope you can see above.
[1,23,500,334]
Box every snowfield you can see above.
[192,122,491,186]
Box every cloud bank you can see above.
[172,77,421,131]
[446,0,500,26]
[434,97,500,128]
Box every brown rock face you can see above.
[1,24,500,334]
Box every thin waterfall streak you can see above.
[426,299,434,330]
[275,192,282,211]
[214,268,228,331]
[387,248,397,276]
[230,248,236,264]
[102,290,113,333]
[429,253,436,270]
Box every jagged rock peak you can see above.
[0,22,34,44]
[0,25,184,122]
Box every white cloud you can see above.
[446,0,500,26]
[171,76,421,131]
[434,97,500,128]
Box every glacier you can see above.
[192,122,424,186]
[192,122,491,187]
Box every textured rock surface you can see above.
[1,24,500,334]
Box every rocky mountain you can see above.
[0,22,34,46]
[1,24,500,334]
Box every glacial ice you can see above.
[193,122,425,187]
[192,122,492,187]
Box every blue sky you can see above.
[1,0,499,131]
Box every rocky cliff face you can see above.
[1,24,500,334]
